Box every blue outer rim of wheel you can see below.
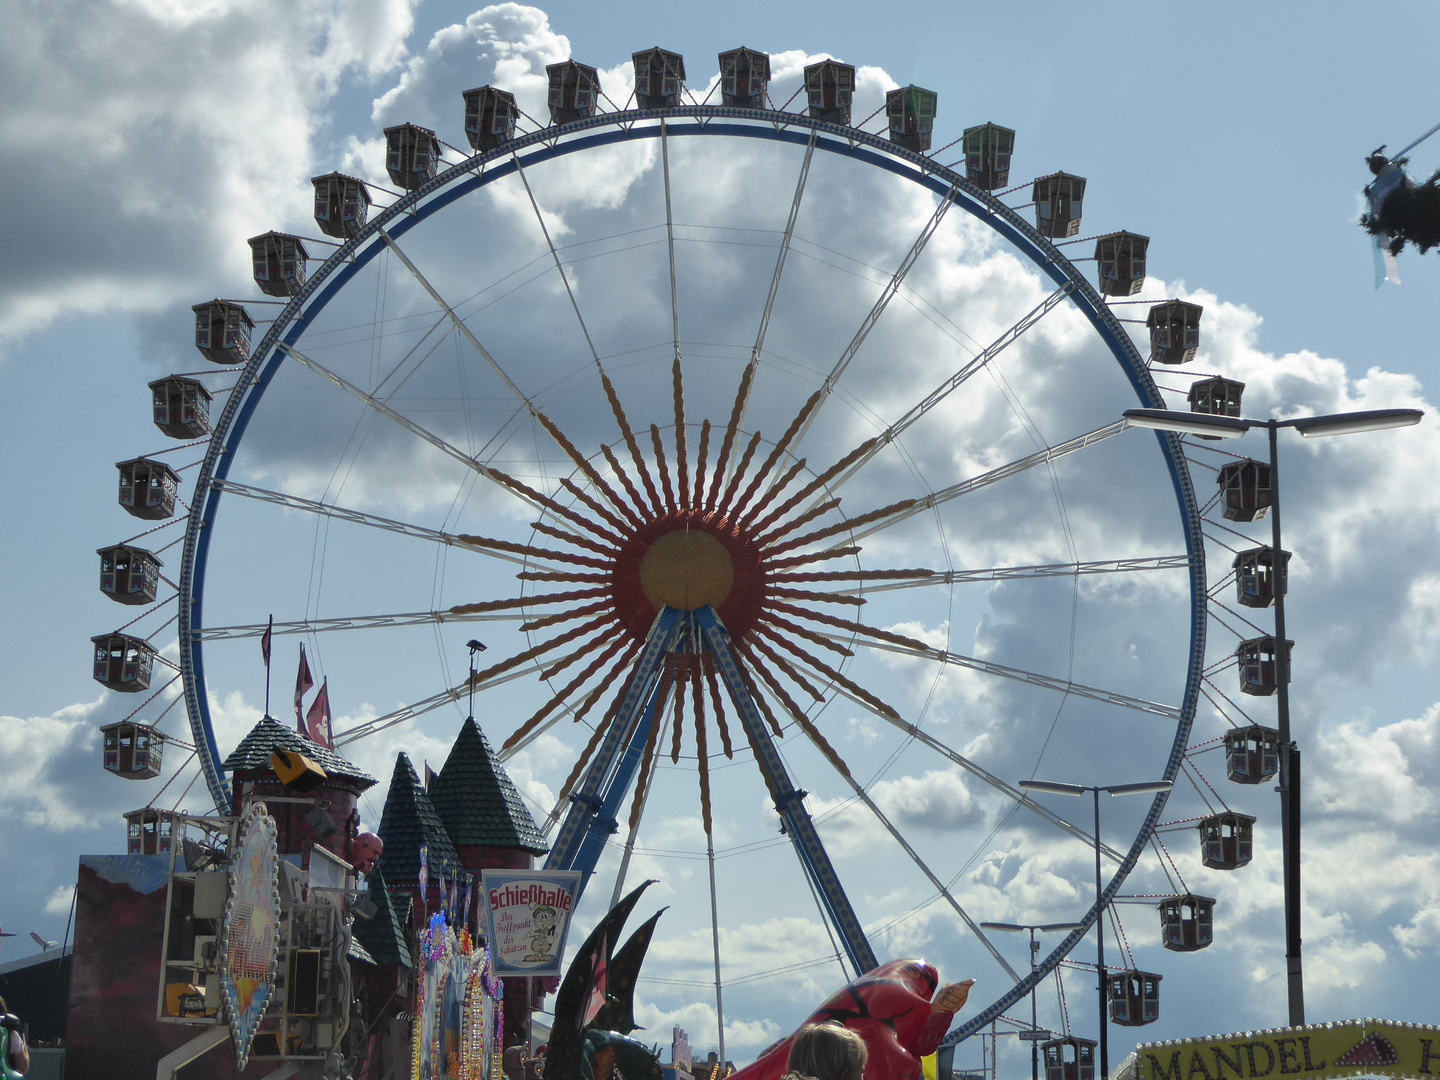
[175,105,1206,1036]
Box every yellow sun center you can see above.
[639,529,734,610]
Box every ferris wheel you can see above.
[96,48,1208,1047]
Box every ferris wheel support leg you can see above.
[567,689,664,884]
[696,605,878,976]
[544,607,682,886]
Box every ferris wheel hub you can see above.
[610,508,767,644]
[640,528,734,610]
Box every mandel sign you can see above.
[1134,1020,1440,1080]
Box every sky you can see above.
[3,0,1440,1073]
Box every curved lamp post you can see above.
[979,920,1085,1080]
[1124,405,1421,1027]
[1018,779,1173,1080]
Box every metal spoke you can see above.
[662,119,682,368]
[843,421,1130,545]
[823,283,1076,496]
[823,555,1194,596]
[821,632,1182,721]
[276,341,551,517]
[823,681,1123,861]
[378,229,537,412]
[194,609,528,640]
[822,747,1023,982]
[510,154,607,371]
[785,183,961,463]
[213,480,568,573]
[334,662,545,743]
[724,129,819,461]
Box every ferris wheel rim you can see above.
[173,102,1208,1038]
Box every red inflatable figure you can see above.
[731,960,974,1080]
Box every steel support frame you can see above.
[544,607,683,877]
[542,604,877,976]
[695,605,877,975]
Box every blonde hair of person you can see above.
[786,1023,868,1080]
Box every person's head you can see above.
[787,1023,867,1080]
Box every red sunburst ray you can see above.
[522,599,615,635]
[448,587,608,615]
[704,666,734,759]
[504,635,636,751]
[518,569,610,583]
[717,430,764,510]
[648,424,678,513]
[470,613,613,687]
[559,476,632,536]
[754,622,900,721]
[530,520,619,559]
[740,456,809,529]
[707,364,757,512]
[456,532,611,570]
[746,634,827,703]
[598,443,654,523]
[765,499,918,558]
[628,698,664,831]
[693,419,712,510]
[767,545,860,570]
[730,389,823,519]
[693,671,714,835]
[749,435,881,535]
[599,369,665,517]
[767,587,863,607]
[669,661,687,763]
[673,357,691,509]
[768,568,933,584]
[758,611,854,657]
[754,498,841,547]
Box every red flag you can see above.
[294,644,313,728]
[306,678,332,749]
[260,615,273,667]
[424,761,437,790]
[583,932,608,1026]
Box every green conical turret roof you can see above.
[350,869,412,968]
[220,715,375,789]
[375,752,461,885]
[430,716,548,855]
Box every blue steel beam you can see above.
[545,607,683,876]
[695,605,878,976]
[568,688,663,881]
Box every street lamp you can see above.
[1124,404,1420,1027]
[979,920,1085,1080]
[1018,779,1173,1080]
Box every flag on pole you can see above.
[438,865,448,919]
[461,875,474,930]
[418,843,429,920]
[294,644,314,728]
[260,615,273,667]
[305,678,332,749]
[424,761,437,790]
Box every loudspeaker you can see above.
[288,948,322,1016]
[271,750,328,792]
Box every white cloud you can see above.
[44,883,76,917]
[0,700,105,830]
[0,0,419,347]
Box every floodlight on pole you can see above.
[1017,779,1171,1080]
[1121,401,1421,1028]
[980,920,1086,1080]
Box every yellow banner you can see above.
[1135,1021,1440,1080]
